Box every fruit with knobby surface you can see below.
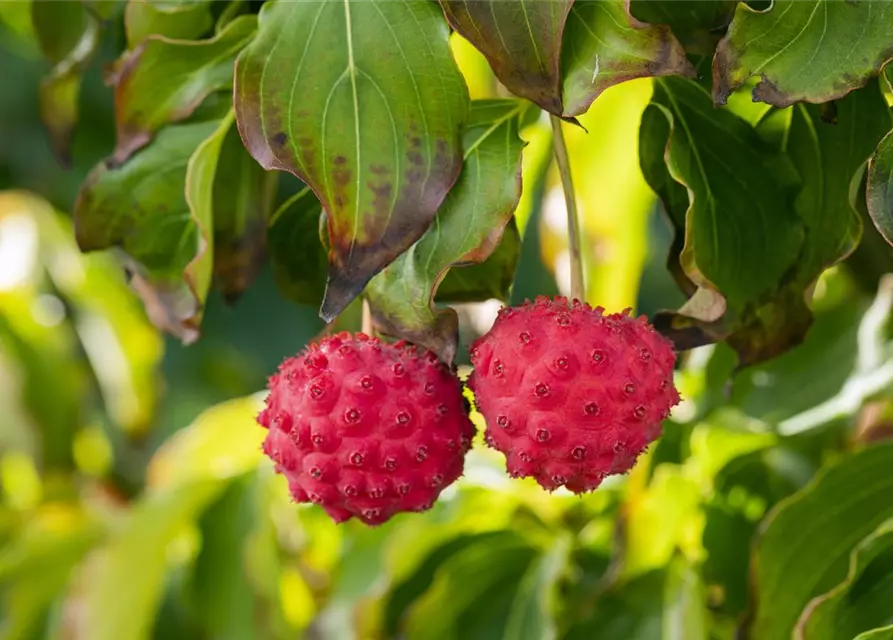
[468,296,680,493]
[257,332,475,525]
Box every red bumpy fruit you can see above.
[257,333,475,526]
[468,297,680,493]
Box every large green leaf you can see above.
[439,0,573,115]
[234,0,469,321]
[856,627,893,640]
[796,519,893,640]
[124,0,214,48]
[748,441,893,640]
[629,0,736,55]
[365,99,526,363]
[74,120,220,343]
[210,114,277,302]
[867,129,893,247]
[31,2,101,164]
[644,77,889,365]
[714,1,893,106]
[560,1,694,117]
[646,78,801,307]
[267,186,328,306]
[112,14,256,162]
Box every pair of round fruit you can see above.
[257,297,680,526]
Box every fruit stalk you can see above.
[362,298,373,336]
[550,114,585,303]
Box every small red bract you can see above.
[257,332,475,526]
[468,296,680,493]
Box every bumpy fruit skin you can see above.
[468,297,680,493]
[257,333,475,526]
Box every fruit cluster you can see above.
[257,296,679,526]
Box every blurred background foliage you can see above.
[3,5,893,640]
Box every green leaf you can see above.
[0,506,105,640]
[0,191,164,436]
[645,78,889,365]
[714,0,893,106]
[646,77,802,309]
[267,186,328,306]
[74,481,225,640]
[796,519,893,640]
[748,441,893,640]
[629,0,736,55]
[560,0,694,117]
[868,129,893,247]
[439,0,573,115]
[210,114,277,302]
[565,561,708,640]
[75,120,220,343]
[235,0,469,321]
[187,476,258,640]
[366,99,525,363]
[856,627,893,640]
[403,532,540,639]
[435,219,521,304]
[182,112,234,331]
[123,0,214,48]
[504,534,571,640]
[112,14,257,162]
[31,2,101,164]
[146,393,265,490]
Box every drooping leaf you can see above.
[211,114,277,302]
[796,519,893,640]
[235,0,469,321]
[183,112,235,330]
[366,99,526,363]
[123,0,214,48]
[641,77,803,353]
[629,0,736,55]
[560,0,694,117]
[112,14,257,162]
[748,441,893,640]
[714,0,893,106]
[74,120,220,343]
[439,0,573,115]
[644,77,890,365]
[267,187,328,306]
[31,2,101,164]
[867,129,893,247]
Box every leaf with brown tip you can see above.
[234,0,469,322]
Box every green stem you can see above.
[550,114,585,303]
